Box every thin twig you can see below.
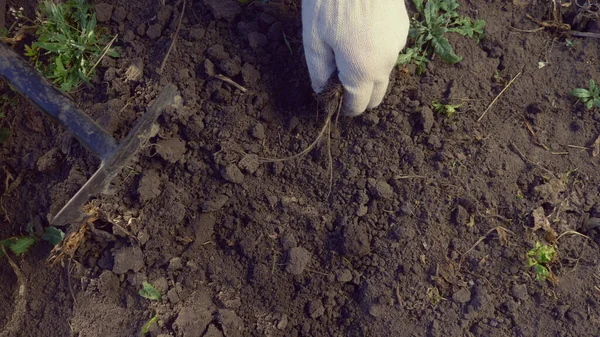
[478,71,522,122]
[215,74,248,93]
[459,226,515,268]
[87,34,118,77]
[557,230,590,241]
[159,0,186,74]
[0,245,27,337]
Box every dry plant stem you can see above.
[557,230,590,241]
[215,74,248,93]
[258,92,341,163]
[86,34,118,77]
[0,246,27,337]
[159,0,186,74]
[478,71,522,122]
[459,226,515,268]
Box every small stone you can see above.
[306,299,325,319]
[156,138,187,163]
[368,303,384,317]
[201,195,229,212]
[248,32,268,49]
[362,114,380,126]
[167,288,180,304]
[136,23,146,36]
[367,178,394,199]
[94,3,113,22]
[194,213,216,244]
[511,284,528,301]
[153,277,168,294]
[251,123,265,139]
[238,154,259,174]
[285,247,310,275]
[276,314,288,330]
[113,246,144,274]
[219,59,241,78]
[452,288,472,304]
[420,106,434,133]
[221,164,244,184]
[97,270,120,295]
[343,222,370,256]
[146,24,162,39]
[335,269,353,283]
[280,233,297,251]
[207,44,230,61]
[112,6,126,22]
[217,309,244,337]
[37,147,61,173]
[203,0,241,22]
[204,59,216,76]
[168,257,183,272]
[189,28,206,41]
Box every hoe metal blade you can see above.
[0,43,178,226]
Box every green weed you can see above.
[571,79,600,110]
[139,281,162,302]
[526,241,555,282]
[432,99,462,117]
[25,0,119,92]
[140,314,158,335]
[398,0,485,74]
[0,223,64,257]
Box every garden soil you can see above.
[2,0,600,336]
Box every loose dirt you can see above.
[2,0,600,336]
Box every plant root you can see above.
[0,246,27,337]
[258,76,343,197]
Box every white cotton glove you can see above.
[302,0,410,116]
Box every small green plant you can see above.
[571,79,600,110]
[25,0,119,92]
[526,242,556,281]
[139,281,162,302]
[565,39,579,48]
[398,0,485,74]
[0,224,64,257]
[432,99,462,117]
[140,314,158,335]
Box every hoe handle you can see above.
[0,43,117,159]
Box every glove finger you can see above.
[340,80,374,117]
[303,37,336,93]
[367,78,391,110]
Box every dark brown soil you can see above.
[2,0,600,336]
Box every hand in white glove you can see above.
[302,0,410,116]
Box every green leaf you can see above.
[412,0,424,14]
[533,264,549,281]
[570,88,591,99]
[139,282,162,301]
[423,0,439,27]
[587,99,594,110]
[0,128,9,143]
[9,236,36,255]
[140,314,158,335]
[432,36,462,64]
[42,226,65,246]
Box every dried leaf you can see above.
[532,207,558,242]
[592,135,600,157]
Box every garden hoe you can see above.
[0,43,178,227]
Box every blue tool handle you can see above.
[0,43,117,160]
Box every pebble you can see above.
[452,288,472,304]
[286,247,310,275]
[221,164,244,184]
